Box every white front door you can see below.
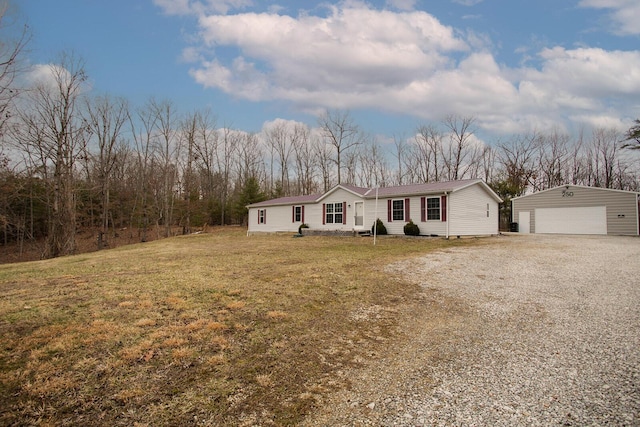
[519,211,530,233]
[354,202,364,229]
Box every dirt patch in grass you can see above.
[0,228,486,426]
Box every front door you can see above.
[354,202,364,229]
[519,211,530,233]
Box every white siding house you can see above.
[247,179,502,237]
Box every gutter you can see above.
[445,191,450,239]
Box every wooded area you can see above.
[1,10,638,258]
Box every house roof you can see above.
[247,193,320,208]
[316,183,371,202]
[362,179,491,198]
[247,179,502,207]
[512,184,640,200]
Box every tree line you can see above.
[1,50,638,257]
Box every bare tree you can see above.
[535,129,570,191]
[265,120,294,195]
[191,108,218,222]
[478,144,495,183]
[235,132,264,186]
[129,99,158,242]
[290,123,317,195]
[495,132,539,196]
[412,124,444,182]
[0,1,30,136]
[216,125,239,224]
[149,98,180,237]
[442,115,479,180]
[567,129,586,185]
[11,53,88,257]
[85,95,128,247]
[392,134,407,185]
[358,138,390,187]
[590,127,622,189]
[313,131,334,192]
[318,109,363,184]
[179,111,199,234]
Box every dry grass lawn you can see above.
[0,228,481,426]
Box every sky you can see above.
[13,0,640,142]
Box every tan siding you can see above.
[512,186,639,236]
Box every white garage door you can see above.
[535,206,607,235]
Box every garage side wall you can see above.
[512,186,639,236]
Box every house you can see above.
[511,184,640,236]
[247,179,502,237]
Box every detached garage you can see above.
[512,185,640,236]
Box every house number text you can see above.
[562,190,574,197]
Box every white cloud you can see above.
[193,4,467,98]
[452,0,484,6]
[570,113,629,130]
[385,0,417,11]
[536,47,640,95]
[24,63,92,94]
[579,0,640,35]
[180,46,203,63]
[153,0,252,15]
[179,2,640,136]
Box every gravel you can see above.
[304,234,640,426]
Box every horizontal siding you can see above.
[249,182,504,236]
[378,195,448,236]
[247,205,300,233]
[449,185,500,236]
[315,188,362,230]
[512,186,639,236]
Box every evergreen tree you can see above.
[623,119,640,150]
[235,176,266,225]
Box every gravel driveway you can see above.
[305,234,640,426]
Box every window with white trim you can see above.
[325,202,343,224]
[258,209,266,224]
[426,197,440,220]
[294,206,302,222]
[392,200,404,221]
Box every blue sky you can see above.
[15,0,640,141]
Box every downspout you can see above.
[445,191,450,239]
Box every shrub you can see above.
[298,223,309,234]
[371,218,387,235]
[404,220,420,236]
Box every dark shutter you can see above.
[420,197,426,222]
[343,201,347,225]
[322,203,326,225]
[405,198,410,222]
[387,199,392,222]
[257,209,260,224]
[292,206,295,223]
[301,206,305,223]
[441,195,447,222]
[263,209,267,224]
